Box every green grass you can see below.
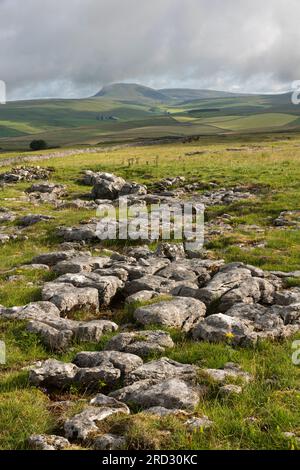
[213,113,298,131]
[0,388,54,450]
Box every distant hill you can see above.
[0,83,298,151]
[94,83,242,103]
[94,83,169,102]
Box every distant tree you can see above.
[30,139,47,151]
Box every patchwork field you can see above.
[1,84,300,151]
[0,133,300,450]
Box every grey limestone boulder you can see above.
[134,296,206,332]
[110,378,203,411]
[42,282,99,313]
[105,330,174,357]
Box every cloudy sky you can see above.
[1,0,299,100]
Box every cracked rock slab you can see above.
[134,296,206,332]
[192,313,257,346]
[110,378,204,410]
[54,273,123,307]
[197,267,252,306]
[124,275,177,296]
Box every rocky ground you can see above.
[0,145,300,450]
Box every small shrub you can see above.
[29,139,47,151]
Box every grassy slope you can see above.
[0,134,300,449]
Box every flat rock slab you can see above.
[110,378,204,411]
[125,290,161,304]
[134,296,206,332]
[53,256,110,275]
[32,250,91,266]
[105,330,174,357]
[125,357,198,385]
[124,275,177,296]
[27,182,66,195]
[18,214,55,227]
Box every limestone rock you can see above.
[75,320,118,343]
[134,297,206,331]
[124,275,176,296]
[274,288,300,306]
[197,267,252,305]
[143,407,189,417]
[54,273,123,307]
[110,378,203,411]
[27,321,74,350]
[64,405,129,441]
[91,173,126,200]
[185,416,213,430]
[219,384,243,396]
[125,357,198,385]
[27,182,66,196]
[73,350,143,376]
[201,363,253,384]
[18,214,55,227]
[155,243,185,261]
[193,313,257,346]
[53,256,110,275]
[58,224,98,242]
[74,366,121,388]
[29,359,78,388]
[105,330,174,357]
[93,434,126,450]
[28,434,71,451]
[32,250,87,267]
[125,290,161,305]
[42,282,99,314]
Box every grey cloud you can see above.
[0,0,299,99]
